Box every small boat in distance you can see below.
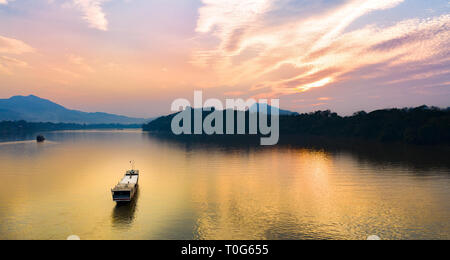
[36,135,45,143]
[111,164,139,202]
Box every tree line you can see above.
[143,106,450,145]
[0,120,141,135]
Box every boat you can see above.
[36,135,45,143]
[111,166,139,202]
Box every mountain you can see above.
[0,95,150,124]
[249,103,299,116]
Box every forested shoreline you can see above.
[143,106,450,146]
[0,120,141,135]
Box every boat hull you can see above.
[112,185,138,202]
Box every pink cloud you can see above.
[192,0,449,101]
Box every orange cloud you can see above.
[224,91,246,97]
[68,54,94,73]
[297,78,333,92]
[0,35,33,75]
[192,0,449,99]
[0,36,34,54]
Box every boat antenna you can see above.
[130,160,135,171]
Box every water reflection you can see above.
[112,189,139,229]
[0,130,449,240]
[145,133,450,172]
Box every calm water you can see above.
[0,130,449,240]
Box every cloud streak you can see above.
[0,55,28,74]
[72,0,109,31]
[192,0,450,99]
[0,0,14,5]
[0,35,34,54]
[5,1,112,31]
[0,35,33,74]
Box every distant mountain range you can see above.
[250,103,299,116]
[0,95,151,124]
[185,104,299,115]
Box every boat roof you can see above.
[112,173,138,192]
[112,184,135,192]
[119,175,138,185]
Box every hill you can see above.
[143,106,450,145]
[250,103,299,116]
[0,95,150,124]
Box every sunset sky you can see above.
[0,0,449,117]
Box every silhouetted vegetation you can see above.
[143,106,450,145]
[0,120,141,135]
